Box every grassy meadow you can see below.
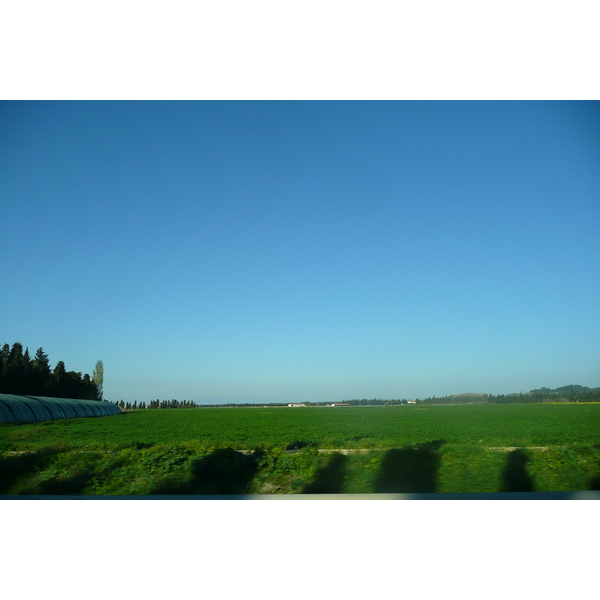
[1,404,600,495]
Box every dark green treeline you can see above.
[0,342,99,400]
[414,385,600,405]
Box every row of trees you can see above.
[110,399,198,410]
[0,342,103,401]
[329,399,410,406]
[200,399,412,407]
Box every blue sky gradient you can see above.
[2,101,599,402]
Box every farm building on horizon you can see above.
[288,403,307,407]
[330,403,350,407]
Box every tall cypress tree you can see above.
[92,360,104,401]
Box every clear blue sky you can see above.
[2,101,599,403]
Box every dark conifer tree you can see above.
[22,348,33,389]
[82,373,97,400]
[6,343,25,394]
[49,361,66,397]
[0,343,9,392]
[32,347,51,395]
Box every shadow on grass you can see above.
[303,453,348,494]
[590,476,600,490]
[286,440,315,450]
[0,448,62,494]
[588,445,600,490]
[150,448,260,495]
[33,472,97,495]
[500,449,534,492]
[373,440,445,493]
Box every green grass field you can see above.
[1,404,600,495]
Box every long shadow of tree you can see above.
[150,448,260,495]
[588,446,600,490]
[286,440,315,450]
[33,472,98,495]
[0,449,61,494]
[374,440,444,493]
[303,453,348,494]
[500,449,534,492]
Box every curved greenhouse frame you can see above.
[0,394,122,424]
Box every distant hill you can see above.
[529,384,600,394]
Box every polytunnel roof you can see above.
[0,394,122,424]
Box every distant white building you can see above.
[288,403,307,407]
[330,403,350,407]
[407,400,417,404]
